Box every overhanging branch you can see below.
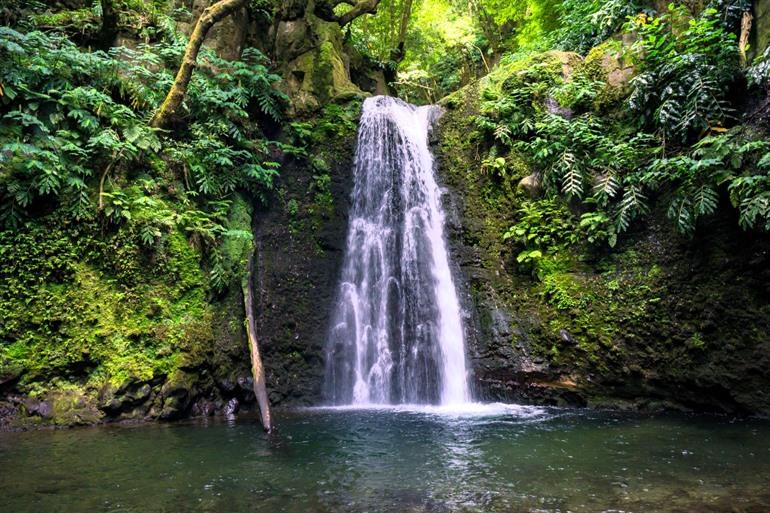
[315,0,381,27]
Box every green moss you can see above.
[30,8,99,31]
[434,65,770,413]
[0,216,214,403]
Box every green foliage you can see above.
[475,3,768,242]
[478,54,657,239]
[0,25,285,280]
[504,199,616,277]
[0,16,289,398]
[626,5,741,145]
[553,0,643,55]
[645,132,770,233]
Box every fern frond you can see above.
[692,184,718,217]
[615,185,649,233]
[593,173,619,205]
[668,194,694,234]
[559,151,583,198]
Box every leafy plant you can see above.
[626,5,741,145]
[554,0,643,55]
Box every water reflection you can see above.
[1,407,769,513]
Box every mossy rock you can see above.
[584,40,636,109]
[433,59,770,415]
[157,371,196,420]
[48,389,103,426]
[281,13,366,113]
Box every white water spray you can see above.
[324,96,470,406]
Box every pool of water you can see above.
[1,404,769,513]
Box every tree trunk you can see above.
[739,11,753,66]
[150,0,246,128]
[100,0,118,49]
[389,0,413,63]
[242,251,272,433]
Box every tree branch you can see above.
[243,251,272,433]
[315,0,381,27]
[150,0,246,128]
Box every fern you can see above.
[593,173,619,206]
[627,5,740,145]
[615,185,649,233]
[692,184,719,217]
[559,151,583,198]
[668,194,695,234]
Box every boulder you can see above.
[584,40,636,109]
[48,390,103,426]
[517,174,542,198]
[158,373,195,420]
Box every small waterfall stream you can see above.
[324,96,469,406]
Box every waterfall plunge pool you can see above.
[2,406,769,513]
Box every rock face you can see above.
[433,78,770,416]
[176,0,249,60]
[271,4,369,113]
[251,116,359,405]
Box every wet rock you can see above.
[99,380,153,417]
[224,398,239,417]
[158,374,195,420]
[0,400,18,429]
[191,399,216,417]
[22,398,53,419]
[237,376,254,393]
[218,378,236,394]
[560,329,577,345]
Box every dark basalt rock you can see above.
[251,123,358,406]
[22,398,53,419]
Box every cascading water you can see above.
[324,96,470,406]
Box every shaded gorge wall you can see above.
[432,81,770,416]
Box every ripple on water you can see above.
[1,407,769,513]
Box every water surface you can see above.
[1,406,769,513]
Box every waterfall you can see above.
[324,96,470,406]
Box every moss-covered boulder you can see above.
[48,389,103,426]
[584,40,636,109]
[274,8,367,113]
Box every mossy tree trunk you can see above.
[150,0,246,128]
[243,252,272,433]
